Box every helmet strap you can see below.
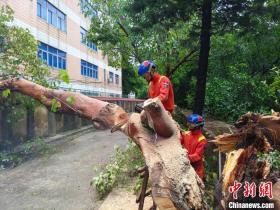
[149,71,154,81]
[148,64,156,81]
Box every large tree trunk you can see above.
[193,0,212,115]
[0,78,208,210]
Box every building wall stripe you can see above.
[12,18,121,75]
[59,82,122,95]
[47,0,90,30]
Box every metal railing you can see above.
[91,96,145,113]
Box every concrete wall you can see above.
[0,105,91,148]
[0,99,140,147]
[0,112,3,147]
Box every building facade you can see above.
[0,0,122,97]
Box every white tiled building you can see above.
[0,0,122,97]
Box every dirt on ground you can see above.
[0,130,128,210]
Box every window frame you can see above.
[80,0,97,17]
[115,74,119,85]
[80,60,98,79]
[37,0,66,32]
[38,42,66,70]
[80,27,97,51]
[109,72,114,83]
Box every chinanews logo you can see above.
[228,181,275,209]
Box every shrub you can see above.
[205,66,272,122]
[91,140,144,199]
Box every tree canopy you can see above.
[68,0,280,120]
[0,6,49,84]
[0,6,53,149]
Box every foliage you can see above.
[205,26,279,122]
[204,153,219,208]
[0,6,49,83]
[172,106,188,129]
[58,70,70,84]
[258,150,280,170]
[0,138,56,170]
[91,140,144,198]
[205,72,272,122]
[214,0,280,35]
[84,0,280,117]
[0,152,22,170]
[1,88,10,98]
[83,0,200,99]
[0,5,49,127]
[66,95,75,105]
[269,67,280,106]
[0,6,70,152]
[172,66,197,108]
[87,0,198,72]
[50,98,62,112]
[0,93,27,127]
[121,55,147,98]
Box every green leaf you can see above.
[41,95,47,102]
[2,89,10,98]
[58,71,70,84]
[50,99,61,112]
[66,95,75,105]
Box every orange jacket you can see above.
[148,73,175,113]
[180,129,207,179]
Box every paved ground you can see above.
[0,130,128,210]
[98,188,153,210]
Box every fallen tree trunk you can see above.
[0,78,208,210]
[211,112,280,209]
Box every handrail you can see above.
[91,96,145,103]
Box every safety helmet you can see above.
[186,114,205,127]
[138,60,156,76]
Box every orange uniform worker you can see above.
[138,60,174,114]
[180,114,207,179]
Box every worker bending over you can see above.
[180,114,207,179]
[138,60,174,114]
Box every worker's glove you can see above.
[135,103,144,113]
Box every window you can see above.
[80,27,87,44]
[81,60,98,79]
[115,74,119,85]
[57,10,66,31]
[37,3,41,17]
[109,72,114,83]
[80,0,97,17]
[37,0,66,31]
[38,42,66,70]
[80,27,97,51]
[37,0,47,19]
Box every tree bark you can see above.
[193,0,212,115]
[211,112,280,209]
[0,78,208,210]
